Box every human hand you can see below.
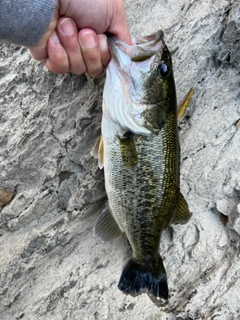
[29,0,131,77]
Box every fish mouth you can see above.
[133,30,164,46]
[108,30,165,63]
[131,30,164,62]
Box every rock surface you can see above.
[0,0,240,319]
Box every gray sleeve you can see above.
[0,0,56,46]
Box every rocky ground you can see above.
[0,0,240,319]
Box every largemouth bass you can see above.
[92,30,191,304]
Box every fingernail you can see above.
[98,34,108,51]
[60,18,75,35]
[80,32,97,49]
[51,31,60,44]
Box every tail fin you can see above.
[118,256,168,301]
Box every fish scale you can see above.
[104,112,178,259]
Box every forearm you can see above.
[0,0,56,46]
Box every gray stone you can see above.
[0,0,240,319]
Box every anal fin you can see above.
[93,204,123,241]
[172,192,191,224]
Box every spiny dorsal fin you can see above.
[93,204,123,242]
[172,192,191,224]
[91,135,104,169]
[177,87,194,123]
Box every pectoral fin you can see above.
[118,131,138,169]
[172,192,191,224]
[91,135,104,169]
[93,204,123,242]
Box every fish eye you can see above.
[157,62,170,78]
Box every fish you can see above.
[92,30,191,304]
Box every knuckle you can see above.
[87,65,104,78]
